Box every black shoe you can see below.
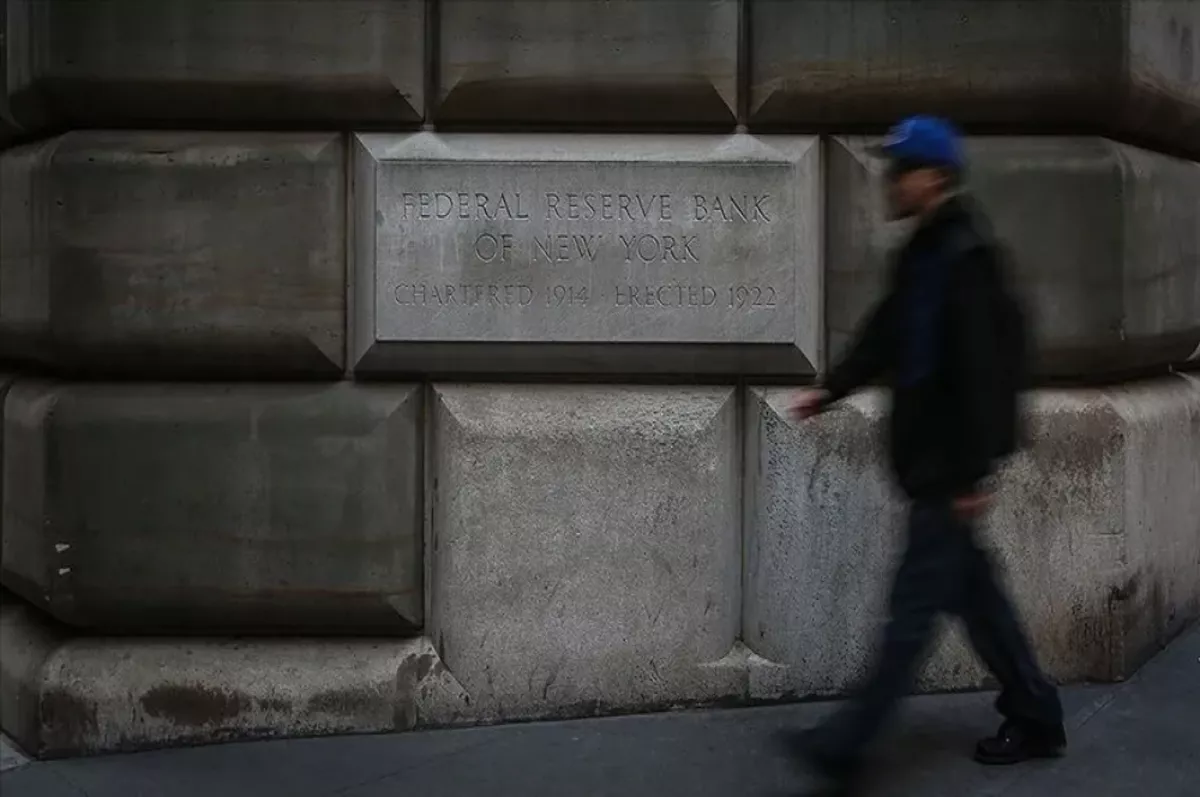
[974,720,1066,765]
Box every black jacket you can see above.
[820,195,1011,501]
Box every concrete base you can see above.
[5,630,1197,797]
[0,591,468,759]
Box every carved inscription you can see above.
[390,190,782,316]
[365,141,812,351]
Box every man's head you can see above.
[873,116,965,220]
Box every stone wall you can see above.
[1,0,1197,757]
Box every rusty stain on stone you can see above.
[255,696,290,713]
[396,654,421,696]
[140,685,249,726]
[1109,573,1141,603]
[307,686,381,716]
[40,688,98,749]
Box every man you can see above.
[786,116,1064,794]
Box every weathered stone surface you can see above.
[1111,374,1200,667]
[13,0,422,131]
[428,385,742,720]
[0,132,346,377]
[437,0,737,126]
[352,134,820,376]
[0,592,466,758]
[752,0,1200,158]
[744,376,1200,697]
[0,381,422,634]
[827,137,1200,380]
[1126,0,1200,153]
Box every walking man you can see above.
[787,116,1065,794]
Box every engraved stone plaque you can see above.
[352,134,820,375]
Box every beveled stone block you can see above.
[744,377,1200,696]
[827,137,1200,380]
[0,381,423,634]
[36,0,423,127]
[437,0,737,126]
[752,0,1200,158]
[429,385,742,720]
[0,132,346,377]
[352,134,821,376]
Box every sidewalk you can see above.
[3,626,1196,797]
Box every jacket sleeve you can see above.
[947,250,1000,494]
[820,289,896,405]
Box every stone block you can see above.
[826,137,1200,380]
[436,0,737,126]
[30,0,423,128]
[0,592,466,757]
[744,376,1200,697]
[428,385,742,720]
[751,0,1200,158]
[352,133,821,376]
[0,381,423,634]
[0,132,346,377]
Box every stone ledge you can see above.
[0,591,465,758]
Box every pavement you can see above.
[3,625,1196,797]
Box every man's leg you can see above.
[957,532,1065,763]
[801,501,964,774]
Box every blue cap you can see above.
[872,115,965,170]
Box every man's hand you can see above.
[952,491,992,521]
[788,388,831,422]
